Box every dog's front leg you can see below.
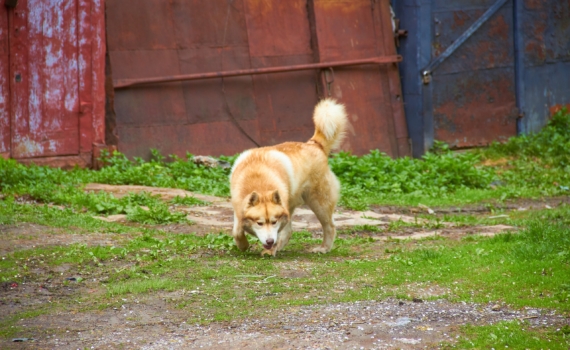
[275,221,293,252]
[233,230,249,251]
[233,215,249,251]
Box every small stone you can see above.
[491,304,501,311]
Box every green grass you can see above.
[1,109,569,342]
[1,203,568,311]
[0,201,568,343]
[1,109,569,213]
[446,321,570,349]
[0,197,142,234]
[330,108,570,209]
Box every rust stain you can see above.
[434,74,517,148]
[488,15,509,41]
[525,12,547,62]
[525,41,546,61]
[244,0,273,19]
[452,11,470,29]
[524,0,544,10]
[315,0,363,14]
[549,103,570,115]
[475,41,495,67]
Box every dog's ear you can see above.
[271,190,281,205]
[248,192,260,207]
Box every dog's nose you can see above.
[266,238,274,246]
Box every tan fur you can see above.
[230,99,347,256]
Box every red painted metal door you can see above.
[107,0,410,158]
[244,0,319,146]
[9,0,80,158]
[2,0,106,166]
[312,0,409,157]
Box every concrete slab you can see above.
[88,184,515,238]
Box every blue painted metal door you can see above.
[395,0,570,156]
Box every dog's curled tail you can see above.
[310,98,348,155]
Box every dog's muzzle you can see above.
[263,238,275,250]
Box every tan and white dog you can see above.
[230,99,348,256]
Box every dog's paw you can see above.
[261,248,277,257]
[310,246,330,254]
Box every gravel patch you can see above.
[10,298,566,350]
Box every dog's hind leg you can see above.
[233,214,249,251]
[307,203,336,253]
[306,173,340,254]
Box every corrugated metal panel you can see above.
[108,0,410,158]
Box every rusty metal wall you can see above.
[107,0,410,159]
[395,0,570,156]
[1,0,106,167]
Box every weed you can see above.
[204,232,236,250]
[170,195,208,206]
[125,203,189,225]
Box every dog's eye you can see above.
[271,220,277,225]
[257,221,263,226]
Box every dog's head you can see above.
[242,190,289,250]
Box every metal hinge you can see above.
[393,18,408,47]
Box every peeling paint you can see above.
[13,136,44,157]
[8,0,105,161]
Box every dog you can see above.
[230,98,348,256]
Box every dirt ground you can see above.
[2,293,567,350]
[1,193,569,349]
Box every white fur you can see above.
[313,99,348,150]
[251,224,280,246]
[267,150,298,195]
[233,214,239,233]
[230,149,252,176]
